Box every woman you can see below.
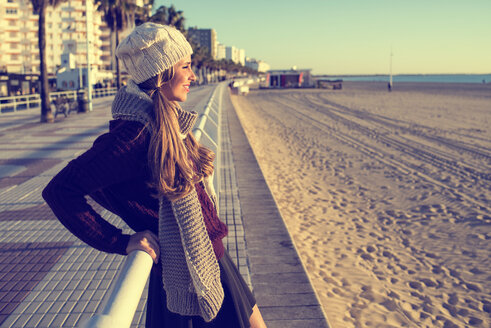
[43,22,266,328]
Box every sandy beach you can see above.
[230,82,490,328]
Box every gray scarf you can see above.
[112,80,224,321]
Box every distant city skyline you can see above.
[154,0,491,75]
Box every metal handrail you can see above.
[0,88,117,113]
[194,83,223,199]
[78,251,153,328]
[77,82,225,328]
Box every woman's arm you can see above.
[42,122,148,255]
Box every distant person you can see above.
[43,23,266,328]
[387,82,392,92]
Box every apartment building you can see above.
[225,46,245,66]
[187,27,217,59]
[216,43,226,60]
[0,0,111,75]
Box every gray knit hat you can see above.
[116,22,193,83]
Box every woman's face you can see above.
[162,55,196,102]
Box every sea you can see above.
[320,74,491,84]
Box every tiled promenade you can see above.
[0,85,329,328]
[0,94,149,328]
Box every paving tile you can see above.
[46,301,64,315]
[0,242,72,326]
[36,313,56,328]
[251,262,305,274]
[256,292,322,307]
[59,300,77,314]
[267,319,330,328]
[49,313,68,327]
[45,290,63,302]
[0,159,62,189]
[23,313,44,328]
[62,313,81,327]
[71,300,88,314]
[260,305,326,321]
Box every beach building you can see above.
[266,68,314,88]
[56,53,113,91]
[0,72,40,96]
[187,27,218,59]
[245,58,270,73]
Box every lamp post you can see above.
[85,0,93,111]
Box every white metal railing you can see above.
[78,251,153,328]
[0,88,117,113]
[77,82,226,328]
[194,82,224,197]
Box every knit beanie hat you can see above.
[116,22,193,84]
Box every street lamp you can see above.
[85,0,93,111]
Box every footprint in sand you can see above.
[469,267,486,274]
[408,281,424,291]
[378,215,394,225]
[447,293,459,305]
[380,298,398,312]
[308,187,318,195]
[464,282,482,292]
[420,278,438,287]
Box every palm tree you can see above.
[135,0,153,26]
[149,5,167,25]
[96,0,135,89]
[31,0,66,123]
[167,5,186,32]
[150,5,185,32]
[189,40,211,69]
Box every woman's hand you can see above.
[126,230,160,263]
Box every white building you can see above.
[216,43,226,60]
[0,0,150,78]
[245,57,270,73]
[238,48,245,66]
[56,52,111,90]
[0,0,112,75]
[225,46,245,65]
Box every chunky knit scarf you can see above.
[112,80,224,321]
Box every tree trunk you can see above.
[39,5,54,123]
[115,27,121,89]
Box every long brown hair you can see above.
[138,69,215,201]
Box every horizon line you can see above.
[313,72,491,76]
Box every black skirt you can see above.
[146,250,256,328]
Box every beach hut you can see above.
[265,68,314,88]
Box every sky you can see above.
[153,0,491,75]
